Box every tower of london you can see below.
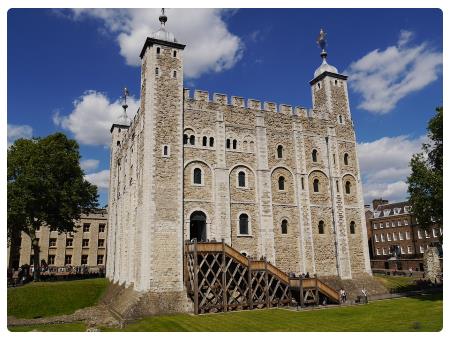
[106,12,372,314]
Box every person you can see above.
[409,267,413,277]
[305,272,310,278]
[361,287,368,304]
[342,289,347,303]
[339,288,344,304]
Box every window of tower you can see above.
[336,180,339,192]
[190,135,195,145]
[335,79,338,85]
[173,70,177,78]
[318,220,325,234]
[209,137,214,147]
[232,139,237,149]
[278,176,285,191]
[202,136,207,147]
[301,177,305,190]
[193,168,202,185]
[277,145,283,159]
[345,181,351,194]
[344,153,349,165]
[339,115,343,124]
[312,149,318,162]
[239,214,249,235]
[317,83,321,89]
[173,50,177,57]
[313,178,320,193]
[162,145,170,157]
[350,221,356,234]
[155,67,159,75]
[238,171,246,188]
[226,139,231,149]
[156,47,160,54]
[281,220,288,234]
[183,134,188,144]
[117,141,120,146]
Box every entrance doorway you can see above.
[190,211,207,242]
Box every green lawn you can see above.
[374,275,420,292]
[7,278,109,319]
[8,322,87,332]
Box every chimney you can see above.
[372,198,389,210]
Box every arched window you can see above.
[156,47,160,54]
[202,136,207,147]
[277,145,283,159]
[312,149,318,162]
[243,141,248,152]
[318,220,325,234]
[281,220,288,234]
[238,171,246,187]
[163,145,168,156]
[155,67,159,75]
[173,70,177,78]
[209,137,214,147]
[350,221,356,234]
[173,50,177,57]
[193,168,202,185]
[239,214,249,235]
[183,134,188,145]
[336,180,339,192]
[313,178,319,193]
[345,181,351,194]
[232,139,237,149]
[190,135,195,145]
[226,139,231,149]
[344,153,349,165]
[339,115,343,124]
[278,176,285,191]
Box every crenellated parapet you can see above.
[183,88,327,120]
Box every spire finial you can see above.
[316,28,328,61]
[159,8,167,27]
[122,87,129,112]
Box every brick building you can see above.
[366,199,442,271]
[7,209,108,270]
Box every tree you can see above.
[8,133,99,280]
[407,107,443,233]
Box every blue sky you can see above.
[7,8,443,206]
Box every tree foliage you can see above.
[407,107,443,230]
[8,133,99,279]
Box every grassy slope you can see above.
[7,278,109,319]
[105,292,442,332]
[374,275,418,290]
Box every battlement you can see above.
[183,88,320,118]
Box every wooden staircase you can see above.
[184,240,340,314]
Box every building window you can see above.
[156,47,160,54]
[83,223,90,232]
[81,255,88,265]
[193,168,202,185]
[277,145,283,159]
[239,214,249,235]
[375,234,379,242]
[313,179,319,193]
[373,223,378,229]
[98,239,105,247]
[417,230,422,239]
[393,232,397,241]
[345,181,351,194]
[49,238,57,247]
[97,255,104,265]
[312,149,318,162]
[301,177,304,190]
[344,153,349,165]
[66,238,73,247]
[404,231,409,240]
[183,134,188,144]
[432,228,438,237]
[173,50,177,57]
[336,180,339,192]
[209,137,214,147]
[202,136,207,146]
[281,220,288,234]
[99,223,106,233]
[238,171,246,188]
[226,139,231,149]
[425,230,430,238]
[407,246,412,254]
[155,67,159,75]
[82,239,89,247]
[387,233,391,241]
[404,219,408,226]
[391,221,396,228]
[189,135,195,145]
[162,145,170,157]
[381,234,385,242]
[65,255,72,265]
[397,220,402,227]
[376,248,380,256]
[400,246,405,254]
[318,220,325,234]
[349,221,356,234]
[173,70,177,78]
[232,139,237,150]
[399,232,404,240]
[420,245,424,254]
[386,222,390,228]
[278,176,285,191]
[379,222,384,229]
[339,115,343,124]
[48,255,55,265]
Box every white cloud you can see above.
[64,9,243,79]
[53,90,139,146]
[347,30,442,114]
[357,135,426,204]
[85,169,110,190]
[80,159,100,172]
[7,124,33,146]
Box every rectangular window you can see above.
[387,233,391,241]
[66,238,73,247]
[379,223,384,229]
[48,255,55,265]
[386,222,390,228]
[420,245,424,254]
[82,239,89,247]
[65,255,72,265]
[83,223,91,232]
[400,246,405,254]
[380,234,385,242]
[407,246,412,254]
[432,228,438,238]
[382,248,386,255]
[417,230,422,239]
[405,231,410,240]
[392,232,397,241]
[399,232,404,240]
[404,219,408,226]
[376,248,380,255]
[49,238,57,247]
[398,220,402,227]
[373,223,378,229]
[374,234,379,242]
[81,255,88,265]
[98,239,105,247]
[425,230,430,238]
[99,224,106,233]
[97,255,104,265]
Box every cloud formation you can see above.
[80,159,100,172]
[85,169,110,190]
[347,30,442,114]
[7,124,33,146]
[53,91,139,146]
[357,134,426,204]
[65,9,243,79]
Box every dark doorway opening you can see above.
[190,211,207,242]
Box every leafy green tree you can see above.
[407,107,443,234]
[8,133,99,280]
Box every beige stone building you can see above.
[7,209,108,269]
[106,14,371,308]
